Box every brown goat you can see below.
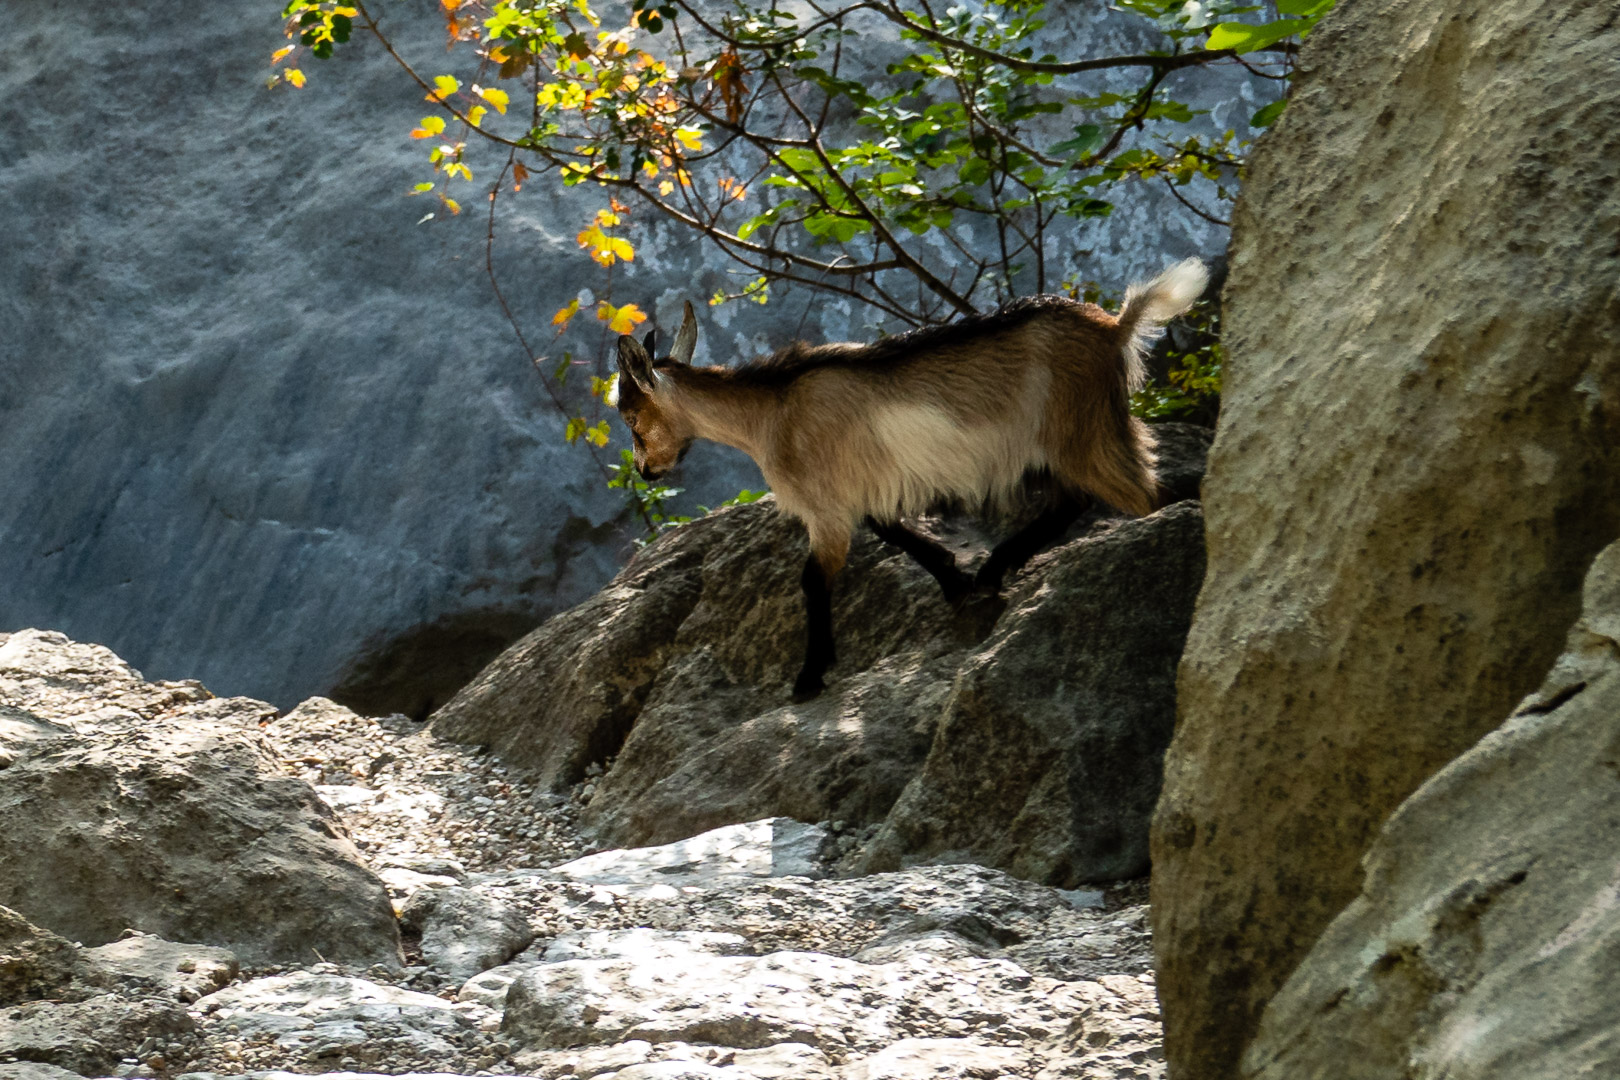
[611,258,1208,699]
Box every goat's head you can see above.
[612,300,699,481]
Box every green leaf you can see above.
[1276,0,1334,16]
[1206,18,1312,53]
[1250,99,1288,128]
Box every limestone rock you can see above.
[1150,1,1620,1075]
[0,907,82,1006]
[0,632,403,968]
[439,478,1205,880]
[549,819,832,889]
[399,886,535,982]
[194,973,496,1064]
[858,503,1204,885]
[80,933,239,1004]
[0,994,193,1075]
[1241,540,1620,1079]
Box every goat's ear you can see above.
[642,328,658,358]
[669,300,699,366]
[616,335,659,396]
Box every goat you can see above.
[609,258,1208,699]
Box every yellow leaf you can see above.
[658,180,674,196]
[564,417,587,444]
[586,420,611,448]
[332,5,358,14]
[488,45,510,63]
[552,299,581,327]
[607,236,634,262]
[410,115,446,139]
[272,46,294,64]
[641,159,659,179]
[597,301,648,334]
[467,105,487,127]
[594,208,622,227]
[673,127,702,152]
[286,68,307,88]
[431,74,460,101]
[477,86,510,114]
[443,197,462,215]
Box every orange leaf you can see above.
[513,161,531,191]
[597,301,648,334]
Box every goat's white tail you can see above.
[1116,258,1210,391]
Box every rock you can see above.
[193,974,495,1065]
[0,906,83,1006]
[541,928,751,964]
[80,933,239,1003]
[441,495,1204,880]
[1150,1,1620,1076]
[550,819,832,890]
[844,1037,1031,1080]
[0,994,193,1075]
[434,498,966,845]
[858,503,1204,885]
[399,886,535,982]
[503,947,1109,1056]
[0,632,403,968]
[1241,540,1620,1079]
[0,1064,85,1080]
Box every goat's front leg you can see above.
[866,516,974,604]
[793,530,849,702]
[975,494,1091,593]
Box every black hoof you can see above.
[791,672,825,702]
[938,569,977,606]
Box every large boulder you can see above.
[1244,539,1620,1079]
[856,502,1205,884]
[1150,2,1620,1077]
[436,431,1208,882]
[0,631,403,968]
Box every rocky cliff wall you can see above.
[0,0,1256,712]
[1150,2,1620,1077]
[1243,539,1620,1079]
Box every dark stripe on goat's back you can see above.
[722,294,1102,389]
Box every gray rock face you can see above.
[436,454,1206,883]
[399,886,535,982]
[1,0,1247,713]
[858,503,1204,884]
[0,630,402,968]
[81,933,240,1004]
[1149,1,1620,1076]
[0,994,194,1076]
[1243,540,1620,1080]
[0,907,82,1007]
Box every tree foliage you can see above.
[272,0,1332,531]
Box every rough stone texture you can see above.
[194,973,498,1065]
[1241,540,1620,1080]
[0,994,194,1075]
[0,630,403,968]
[0,0,1245,713]
[1150,3,1620,1076]
[438,454,1206,880]
[399,886,536,982]
[0,907,82,1007]
[858,504,1204,885]
[81,933,240,1004]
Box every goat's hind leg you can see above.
[975,493,1090,593]
[866,516,974,604]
